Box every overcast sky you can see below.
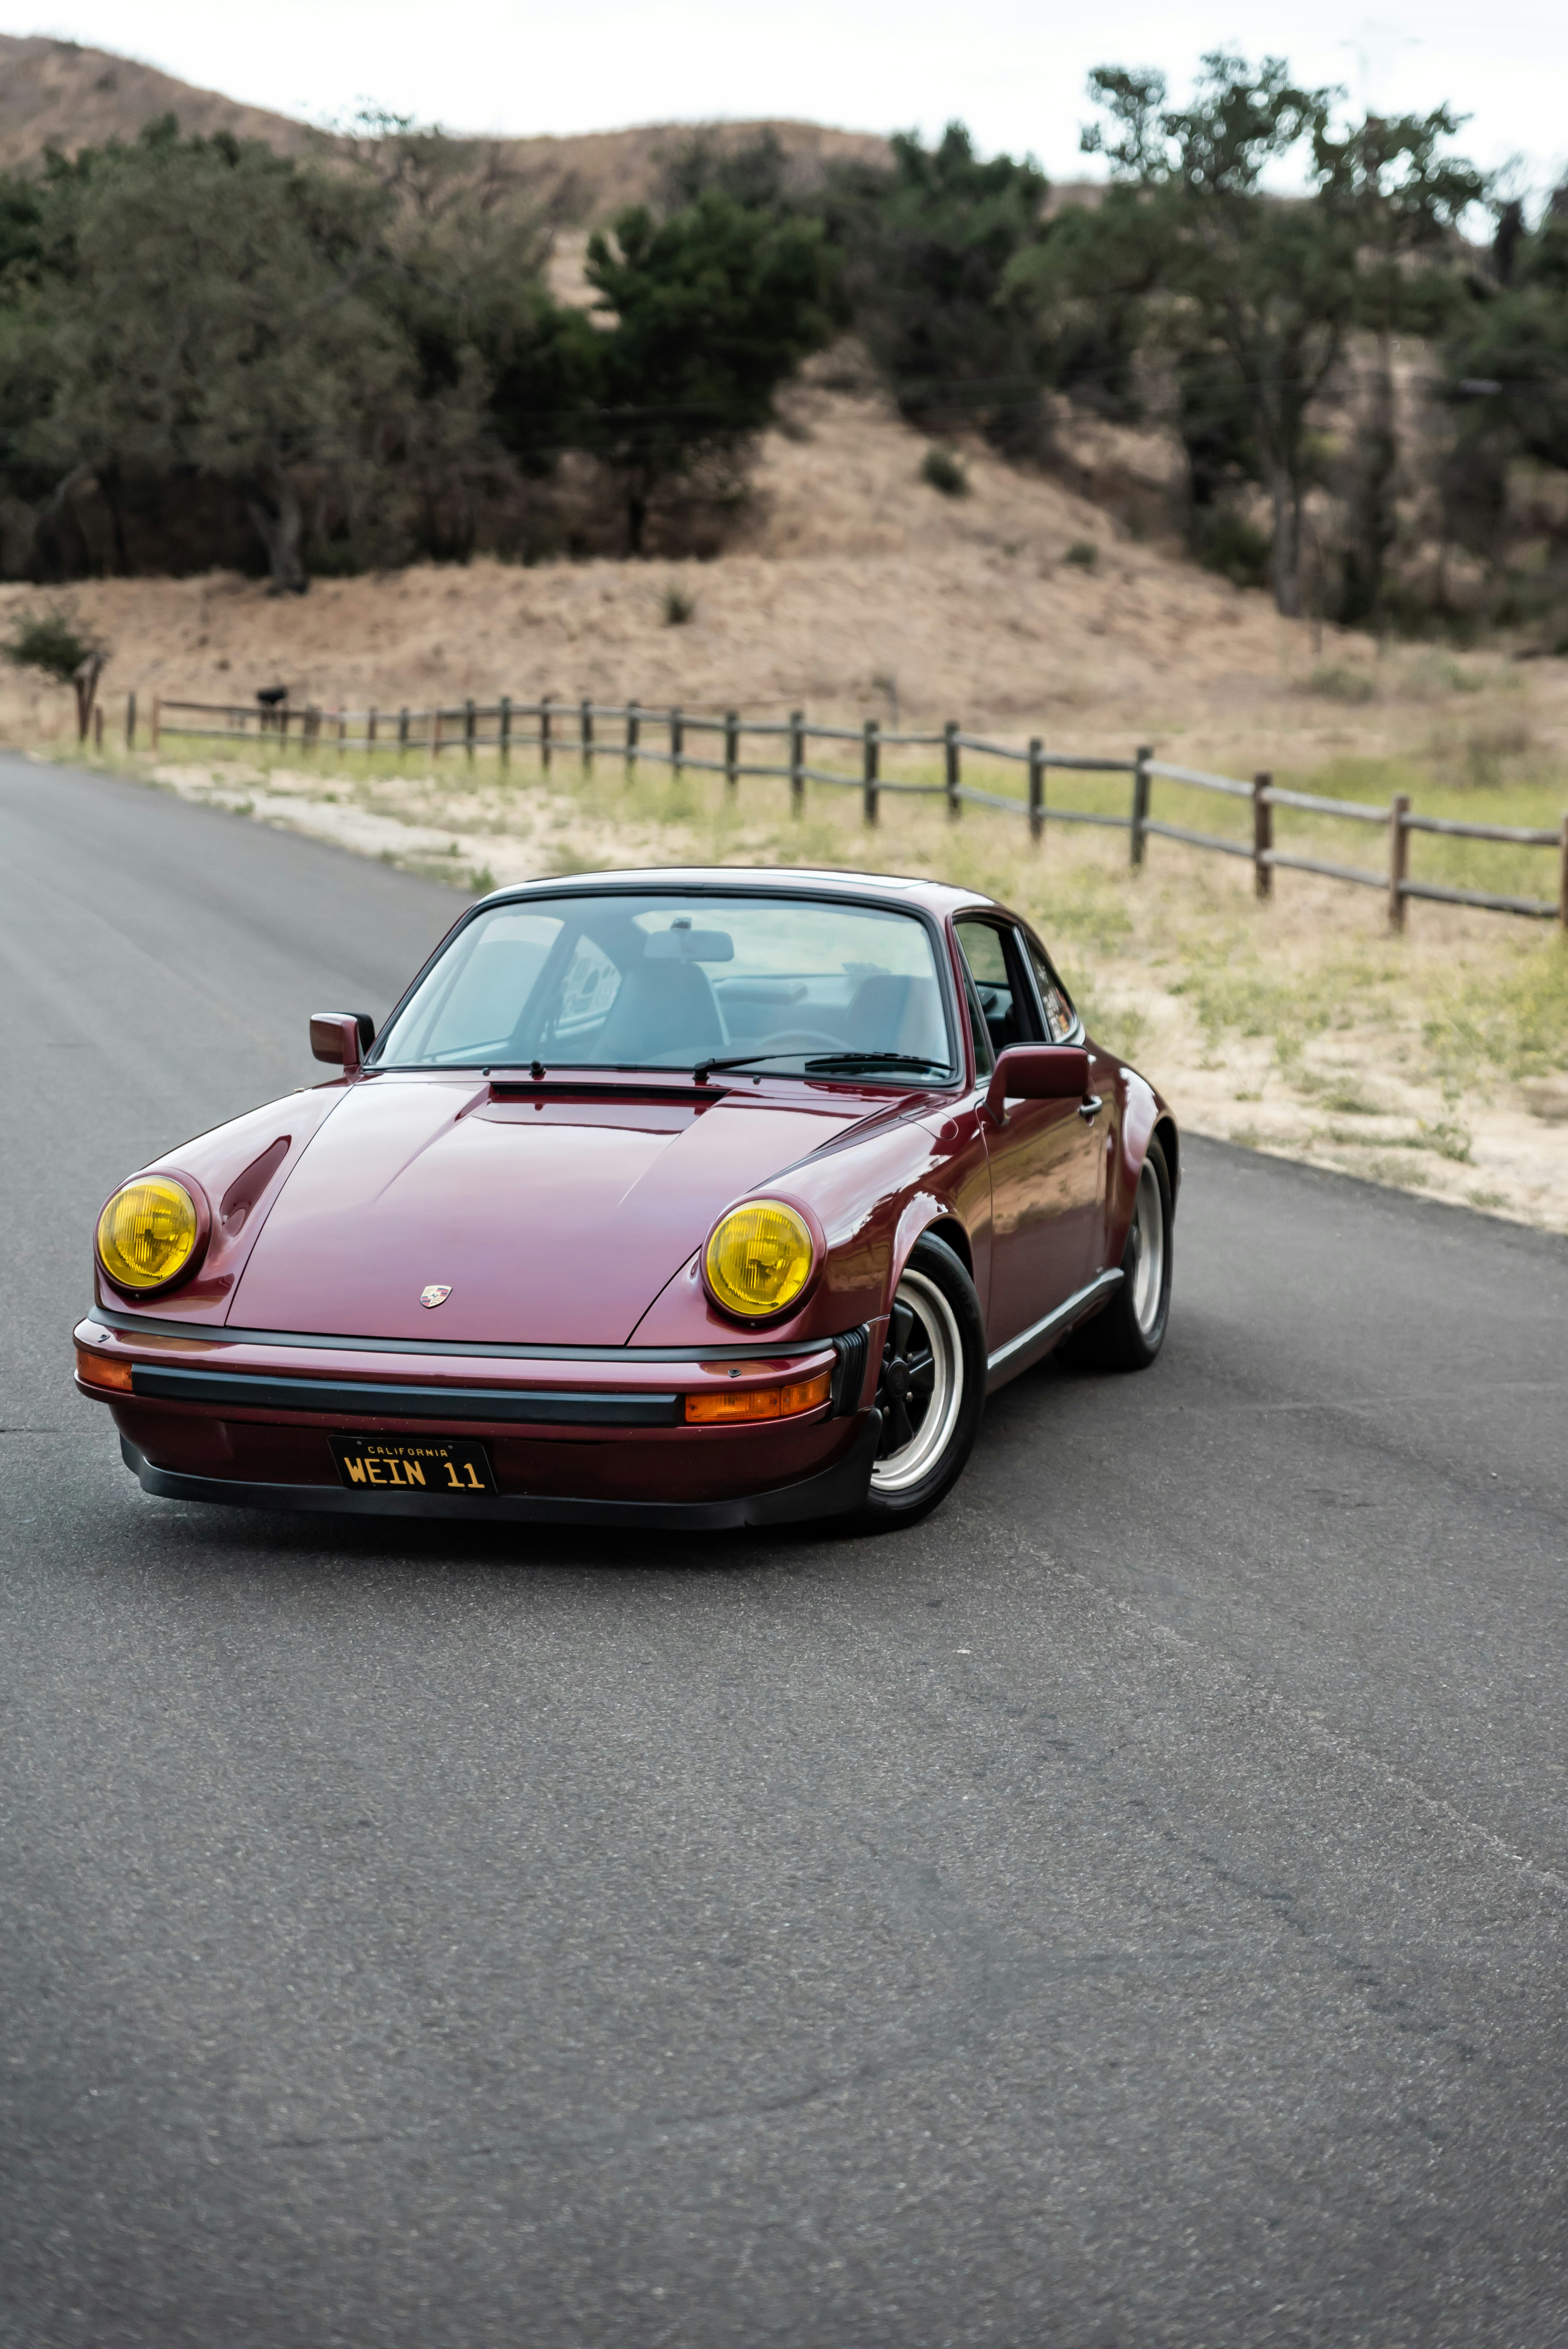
[14,1,1567,202]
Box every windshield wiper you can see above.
[693,1050,820,1084]
[694,1049,950,1083]
[802,1052,950,1074]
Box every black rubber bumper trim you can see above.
[829,1325,871,1416]
[129,1363,680,1426]
[118,1415,882,1532]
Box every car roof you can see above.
[479,866,996,918]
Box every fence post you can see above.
[125,690,136,750]
[944,720,961,821]
[465,699,477,765]
[1558,814,1568,929]
[306,707,321,751]
[93,704,103,752]
[1130,745,1152,868]
[580,695,593,773]
[1252,772,1273,900]
[150,695,160,751]
[725,709,739,797]
[1388,793,1411,931]
[625,699,639,782]
[540,697,552,775]
[1028,738,1044,845]
[671,706,684,779]
[499,695,511,770]
[398,706,410,756]
[431,708,442,761]
[862,719,880,826]
[789,711,805,814]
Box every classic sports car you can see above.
[75,867,1177,1533]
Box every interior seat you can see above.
[842,973,944,1058]
[592,957,725,1064]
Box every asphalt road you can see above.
[3,752,1566,2349]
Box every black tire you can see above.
[1066,1134,1173,1372]
[845,1232,987,1533]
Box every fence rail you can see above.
[141,692,1568,931]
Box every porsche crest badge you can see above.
[419,1285,452,1308]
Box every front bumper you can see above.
[77,1313,880,1528]
[119,1416,881,1531]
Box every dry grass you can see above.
[9,378,1566,1231]
[66,719,1565,1236]
[5,380,1564,769]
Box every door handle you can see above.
[1077,1094,1103,1121]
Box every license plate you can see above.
[330,1434,497,1496]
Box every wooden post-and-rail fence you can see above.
[142,691,1568,932]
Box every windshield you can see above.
[375,891,957,1081]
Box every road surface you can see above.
[3,754,1565,2347]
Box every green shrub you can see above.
[1308,664,1377,704]
[920,447,969,498]
[661,585,697,626]
[2,599,103,683]
[1193,509,1271,590]
[1064,539,1098,570]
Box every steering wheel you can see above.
[743,1027,848,1053]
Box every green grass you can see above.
[130,722,1568,1105]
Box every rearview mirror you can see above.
[310,1011,375,1071]
[983,1044,1089,1126]
[645,928,734,962]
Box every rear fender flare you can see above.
[1108,1073,1161,1265]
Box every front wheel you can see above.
[1066,1134,1172,1372]
[847,1234,987,1533]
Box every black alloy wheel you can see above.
[847,1232,987,1532]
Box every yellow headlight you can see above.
[705,1201,815,1319]
[96,1176,201,1293]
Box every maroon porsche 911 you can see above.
[74,867,1178,1533]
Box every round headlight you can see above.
[704,1200,816,1320]
[96,1176,202,1294]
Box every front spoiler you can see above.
[119,1413,883,1533]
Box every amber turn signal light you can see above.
[684,1368,832,1425]
[75,1345,134,1392]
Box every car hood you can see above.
[228,1076,868,1345]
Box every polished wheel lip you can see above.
[1130,1156,1165,1337]
[870,1266,964,1495]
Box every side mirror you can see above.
[310,1011,375,1072]
[983,1044,1090,1126]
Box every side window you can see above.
[955,919,1041,1060]
[1023,934,1078,1043]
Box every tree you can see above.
[580,191,834,553]
[344,114,581,561]
[821,124,1051,449]
[2,596,107,735]
[1314,109,1486,621]
[0,119,411,591]
[1079,53,1352,615]
[1440,190,1568,583]
[654,128,795,219]
[1004,180,1171,424]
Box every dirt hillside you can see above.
[0,37,888,220]
[0,34,317,166]
[0,375,1323,751]
[4,356,1563,788]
